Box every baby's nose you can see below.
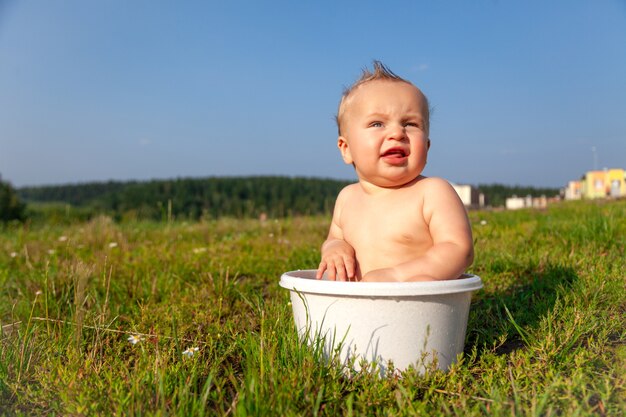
[387,124,407,140]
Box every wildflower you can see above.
[108,242,118,248]
[58,236,68,242]
[182,347,200,357]
[35,290,43,296]
[192,247,207,254]
[47,249,56,255]
[480,220,487,226]
[127,334,144,345]
[10,252,17,258]
[268,233,274,238]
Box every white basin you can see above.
[280,270,483,374]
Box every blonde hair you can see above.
[335,61,430,135]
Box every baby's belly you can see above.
[354,243,431,277]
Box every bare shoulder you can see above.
[336,183,360,201]
[415,176,455,191]
[333,183,360,212]
[416,177,465,219]
[408,176,457,197]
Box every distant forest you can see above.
[18,177,349,221]
[17,176,560,221]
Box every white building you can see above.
[506,194,547,210]
[505,196,527,210]
[450,183,485,208]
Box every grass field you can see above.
[1,200,624,416]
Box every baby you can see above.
[316,61,474,282]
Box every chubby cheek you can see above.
[410,145,429,169]
[351,143,377,164]
[417,139,430,157]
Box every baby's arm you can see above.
[316,189,357,281]
[362,178,474,282]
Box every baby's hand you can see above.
[316,239,357,281]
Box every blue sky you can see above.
[1,0,625,188]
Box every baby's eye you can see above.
[369,121,383,128]
[404,122,420,128]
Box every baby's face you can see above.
[338,80,430,188]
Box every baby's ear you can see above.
[338,136,353,164]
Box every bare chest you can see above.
[339,195,432,254]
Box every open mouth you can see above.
[381,148,408,158]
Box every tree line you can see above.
[5,176,560,223]
[1,180,27,223]
[17,177,351,221]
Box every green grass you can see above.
[1,200,624,416]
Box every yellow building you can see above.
[581,168,626,199]
[606,168,626,197]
